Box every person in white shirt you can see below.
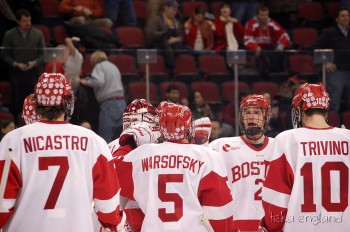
[0,73,124,232]
[209,94,274,231]
[59,37,83,92]
[261,83,350,231]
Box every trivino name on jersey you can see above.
[299,140,348,156]
[263,127,350,231]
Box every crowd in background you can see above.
[0,0,350,142]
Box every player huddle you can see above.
[0,72,349,232]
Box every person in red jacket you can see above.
[58,0,112,28]
[244,5,291,55]
[184,6,214,54]
[212,3,244,52]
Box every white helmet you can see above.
[123,99,159,130]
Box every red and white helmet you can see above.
[159,103,193,142]
[239,94,271,136]
[22,94,40,125]
[123,99,159,130]
[292,83,329,128]
[157,101,171,113]
[34,73,74,120]
[193,117,211,146]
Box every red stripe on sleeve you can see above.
[93,155,120,200]
[0,160,21,228]
[198,171,232,206]
[118,160,135,201]
[264,154,294,195]
[93,155,121,227]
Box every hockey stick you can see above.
[0,148,13,212]
[200,213,215,232]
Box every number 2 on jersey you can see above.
[254,178,263,200]
[301,161,348,212]
[158,174,184,222]
[39,157,69,209]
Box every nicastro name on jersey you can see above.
[23,135,89,153]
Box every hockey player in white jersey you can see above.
[110,99,160,231]
[118,103,234,231]
[0,73,124,232]
[209,94,273,231]
[108,99,159,155]
[261,83,350,231]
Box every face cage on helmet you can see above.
[194,131,209,145]
[239,107,270,135]
[64,98,75,122]
[123,112,159,130]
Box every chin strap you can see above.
[245,127,264,141]
[186,129,194,143]
[245,127,263,136]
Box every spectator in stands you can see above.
[188,90,215,120]
[244,5,291,55]
[230,0,259,26]
[146,0,165,24]
[209,118,223,142]
[61,37,83,92]
[165,84,180,103]
[145,0,184,70]
[59,0,112,28]
[262,92,283,138]
[183,6,215,55]
[0,119,15,141]
[1,9,45,117]
[212,3,244,52]
[80,50,126,143]
[314,7,350,114]
[103,0,136,27]
[8,0,43,24]
[44,37,83,92]
[165,84,188,105]
[189,90,233,136]
[244,5,290,78]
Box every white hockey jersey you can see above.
[119,141,234,232]
[209,135,274,231]
[0,121,122,232]
[262,127,350,231]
